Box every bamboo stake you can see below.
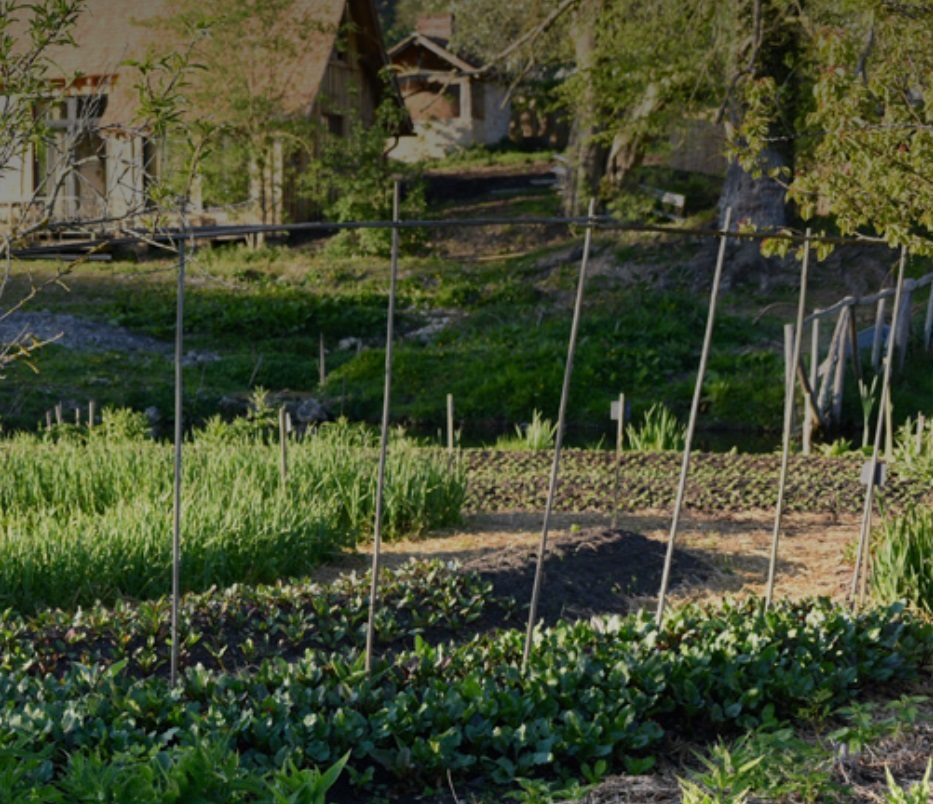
[925,285,933,351]
[871,298,886,371]
[522,199,596,675]
[447,393,455,455]
[846,306,862,387]
[279,406,288,492]
[896,288,912,372]
[170,239,187,689]
[803,315,820,454]
[765,231,811,609]
[319,333,326,387]
[365,181,401,675]
[611,392,625,529]
[817,313,847,419]
[655,208,731,628]
[831,308,849,425]
[852,247,908,605]
[783,323,796,436]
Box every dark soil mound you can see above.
[464,526,712,625]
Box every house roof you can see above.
[10,0,404,132]
[388,33,478,76]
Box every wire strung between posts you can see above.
[170,238,186,689]
[10,215,882,261]
[851,246,908,605]
[365,182,401,675]
[764,231,812,608]
[521,199,596,676]
[655,208,732,628]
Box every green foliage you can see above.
[892,415,933,483]
[883,760,932,804]
[871,507,933,617]
[0,592,927,799]
[497,409,558,451]
[303,97,426,256]
[0,416,466,612]
[626,403,686,451]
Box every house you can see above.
[0,0,408,236]
[388,14,511,162]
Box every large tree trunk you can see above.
[718,146,788,230]
[562,0,606,216]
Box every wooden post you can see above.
[884,385,894,460]
[871,298,886,371]
[365,181,401,675]
[170,239,187,689]
[831,308,849,426]
[656,208,731,627]
[523,199,596,674]
[852,247,908,605]
[45,410,52,430]
[817,312,847,420]
[803,315,819,454]
[88,400,95,428]
[611,392,625,529]
[765,230,811,609]
[319,333,326,388]
[925,285,933,351]
[896,287,912,372]
[279,406,288,492]
[446,393,455,455]
[55,403,63,426]
[74,408,80,425]
[846,307,862,387]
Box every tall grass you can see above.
[0,418,466,613]
[626,403,687,452]
[871,507,933,617]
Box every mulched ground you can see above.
[463,526,712,625]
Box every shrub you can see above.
[626,403,686,451]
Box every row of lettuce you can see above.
[0,560,930,800]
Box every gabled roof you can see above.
[388,32,477,75]
[9,0,403,131]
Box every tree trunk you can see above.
[718,146,788,230]
[562,0,606,216]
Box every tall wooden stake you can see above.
[365,182,400,674]
[655,208,731,628]
[170,239,187,688]
[852,247,908,605]
[611,392,625,529]
[522,199,596,675]
[765,231,811,609]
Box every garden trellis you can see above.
[10,200,933,679]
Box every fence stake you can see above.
[365,181,401,675]
[447,393,455,456]
[522,199,596,675]
[925,284,933,351]
[611,391,625,529]
[656,208,731,628]
[872,298,886,371]
[45,410,52,430]
[319,333,326,388]
[765,231,811,608]
[88,400,95,428]
[896,287,912,372]
[55,403,62,426]
[852,247,907,605]
[279,406,288,492]
[803,315,819,454]
[170,239,187,689]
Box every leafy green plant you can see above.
[626,403,686,451]
[892,415,933,482]
[882,759,932,804]
[497,409,559,451]
[264,752,350,803]
[871,507,933,617]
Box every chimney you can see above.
[416,13,454,44]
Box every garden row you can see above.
[463,448,933,515]
[0,412,464,613]
[0,557,929,800]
